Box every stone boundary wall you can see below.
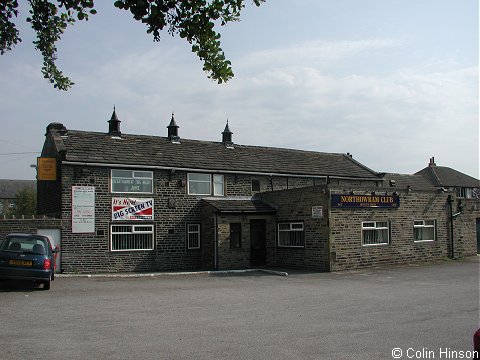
[0,218,62,240]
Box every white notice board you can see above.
[72,186,95,233]
[311,205,323,219]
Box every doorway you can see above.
[250,219,266,266]
[37,228,61,273]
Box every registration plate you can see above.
[9,259,33,266]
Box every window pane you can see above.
[213,182,224,196]
[112,169,132,177]
[189,181,211,195]
[278,223,290,231]
[414,220,435,241]
[187,224,200,249]
[189,173,210,182]
[230,223,241,248]
[133,171,153,178]
[111,224,154,251]
[362,221,389,245]
[111,169,153,193]
[213,175,224,196]
[278,222,305,247]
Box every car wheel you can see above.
[43,279,51,290]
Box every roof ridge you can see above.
[429,166,443,187]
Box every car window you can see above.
[3,236,48,254]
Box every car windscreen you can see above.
[2,236,48,255]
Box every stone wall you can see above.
[0,218,62,241]
[57,164,330,273]
[328,189,450,271]
[451,198,480,258]
[259,186,330,271]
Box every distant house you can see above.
[415,157,479,198]
[0,180,36,215]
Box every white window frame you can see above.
[413,220,436,242]
[213,174,224,196]
[277,222,305,248]
[362,221,390,246]
[111,169,153,194]
[187,223,201,249]
[187,173,225,196]
[110,224,154,252]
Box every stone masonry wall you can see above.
[58,164,328,273]
[259,186,330,271]
[0,218,62,240]
[452,198,480,257]
[328,189,451,271]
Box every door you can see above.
[37,229,61,273]
[250,219,266,266]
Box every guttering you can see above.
[62,161,382,182]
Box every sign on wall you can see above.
[72,186,95,233]
[311,206,323,219]
[112,198,154,221]
[331,194,400,208]
[37,157,57,181]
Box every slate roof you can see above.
[415,166,479,188]
[53,129,380,179]
[202,198,277,214]
[0,180,36,199]
[382,174,438,191]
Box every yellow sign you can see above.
[37,157,57,180]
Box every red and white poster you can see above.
[112,198,154,221]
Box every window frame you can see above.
[361,221,390,246]
[251,179,260,192]
[413,220,436,242]
[456,187,473,199]
[187,223,201,250]
[111,169,153,194]
[277,221,305,248]
[110,224,154,252]
[230,223,242,249]
[213,174,225,196]
[187,173,225,196]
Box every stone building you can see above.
[34,111,479,273]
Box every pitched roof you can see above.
[50,128,380,179]
[202,198,276,214]
[0,180,36,199]
[415,166,479,188]
[382,173,438,191]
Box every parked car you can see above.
[0,233,59,290]
[474,328,480,359]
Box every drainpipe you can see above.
[214,212,218,270]
[447,195,464,260]
[447,195,455,260]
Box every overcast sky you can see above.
[0,0,478,180]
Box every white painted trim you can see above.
[62,161,381,181]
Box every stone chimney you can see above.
[429,157,436,166]
[108,107,121,137]
[46,122,67,136]
[222,120,234,149]
[167,113,180,144]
